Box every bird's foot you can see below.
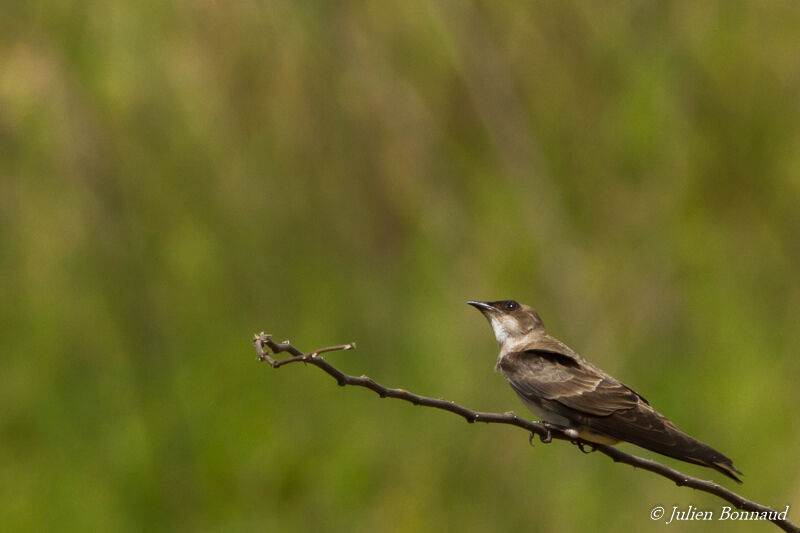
[538,428,552,444]
[539,422,574,443]
[574,441,597,454]
[529,424,555,445]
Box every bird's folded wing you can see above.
[499,345,643,416]
[499,341,742,482]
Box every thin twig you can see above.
[253,332,798,533]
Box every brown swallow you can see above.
[468,299,742,482]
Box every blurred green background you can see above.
[2,1,799,531]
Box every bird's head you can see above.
[467,300,544,348]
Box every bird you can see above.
[468,299,742,483]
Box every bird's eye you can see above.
[506,301,519,310]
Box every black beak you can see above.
[467,300,495,313]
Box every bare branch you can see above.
[253,333,798,533]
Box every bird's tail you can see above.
[587,405,743,483]
[695,457,743,484]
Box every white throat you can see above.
[488,315,540,357]
[488,315,509,345]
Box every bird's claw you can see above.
[530,427,553,446]
[575,441,597,454]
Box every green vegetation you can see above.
[2,1,799,531]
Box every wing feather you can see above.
[498,347,642,416]
[496,339,741,482]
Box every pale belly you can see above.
[519,396,571,426]
[519,396,620,445]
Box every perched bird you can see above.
[468,299,742,483]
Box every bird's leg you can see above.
[574,440,598,454]
[539,422,574,444]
